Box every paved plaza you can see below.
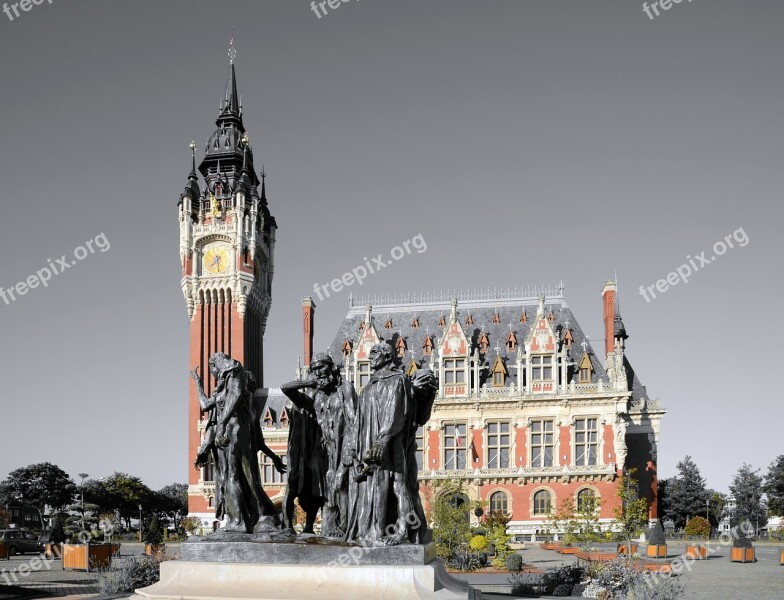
[0,541,781,599]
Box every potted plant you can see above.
[684,516,711,560]
[45,516,66,559]
[730,524,755,563]
[646,520,667,558]
[144,516,165,556]
[62,537,113,572]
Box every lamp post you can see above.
[78,473,89,531]
[139,504,143,542]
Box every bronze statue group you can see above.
[192,342,437,547]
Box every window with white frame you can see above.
[443,424,467,470]
[533,489,552,515]
[531,355,553,380]
[574,418,599,466]
[444,358,466,384]
[487,422,511,468]
[261,454,288,485]
[415,426,425,471]
[530,419,554,467]
[357,361,372,389]
[489,490,510,515]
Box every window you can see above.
[342,340,353,359]
[578,353,593,384]
[439,315,446,327]
[415,427,424,471]
[506,331,517,352]
[489,491,510,515]
[492,312,501,324]
[422,336,434,357]
[385,319,393,330]
[531,355,553,381]
[396,337,407,357]
[261,454,288,485]
[574,418,599,466]
[491,356,507,388]
[263,408,274,428]
[487,422,511,468]
[412,318,420,329]
[520,310,527,323]
[204,455,215,482]
[358,362,372,388]
[577,488,597,513]
[478,332,490,354]
[444,358,466,384]
[465,313,474,326]
[530,420,554,467]
[279,408,289,428]
[493,371,505,387]
[533,490,552,515]
[444,424,467,470]
[24,513,35,522]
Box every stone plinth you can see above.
[133,539,481,600]
[134,559,481,600]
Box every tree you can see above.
[155,483,188,529]
[0,463,76,512]
[49,516,66,545]
[101,473,152,530]
[684,516,711,539]
[431,479,476,567]
[661,456,708,530]
[613,468,649,553]
[706,490,727,530]
[144,515,164,546]
[763,455,784,517]
[730,463,767,534]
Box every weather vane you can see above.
[228,38,237,65]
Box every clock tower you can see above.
[177,49,277,518]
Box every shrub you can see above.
[469,535,488,552]
[97,555,170,594]
[447,551,483,572]
[732,521,754,549]
[683,516,711,540]
[552,583,573,596]
[144,516,164,546]
[490,523,513,568]
[505,553,523,572]
[49,516,66,545]
[648,520,666,546]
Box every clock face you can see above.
[203,245,230,275]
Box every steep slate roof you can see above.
[255,387,290,429]
[326,286,633,392]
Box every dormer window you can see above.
[439,315,447,328]
[563,328,573,348]
[396,337,407,358]
[506,331,518,352]
[342,340,353,360]
[385,319,393,330]
[422,336,434,357]
[359,320,365,331]
[478,332,490,354]
[411,318,420,329]
[465,313,474,326]
[492,312,501,324]
[578,353,593,384]
[491,355,507,387]
[520,310,527,323]
[263,408,274,428]
[548,308,556,322]
[279,407,289,428]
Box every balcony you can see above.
[418,463,616,483]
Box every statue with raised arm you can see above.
[281,353,357,538]
[191,352,281,534]
[344,342,434,546]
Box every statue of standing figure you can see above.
[344,342,437,546]
[191,353,282,534]
[281,353,357,538]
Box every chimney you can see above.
[302,297,315,367]
[602,280,616,358]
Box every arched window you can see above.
[533,490,552,515]
[577,488,597,513]
[489,491,509,515]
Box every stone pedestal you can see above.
[133,539,481,600]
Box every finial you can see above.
[228,38,237,65]
[581,339,588,352]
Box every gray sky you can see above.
[0,0,781,492]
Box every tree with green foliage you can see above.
[155,484,188,530]
[102,473,153,530]
[763,455,784,517]
[684,516,711,540]
[706,490,727,530]
[431,479,476,568]
[613,468,649,553]
[144,515,164,546]
[661,456,708,530]
[730,463,767,534]
[0,463,76,512]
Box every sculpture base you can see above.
[133,559,481,600]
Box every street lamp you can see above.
[139,504,143,542]
[78,473,89,531]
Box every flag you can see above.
[455,426,463,447]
